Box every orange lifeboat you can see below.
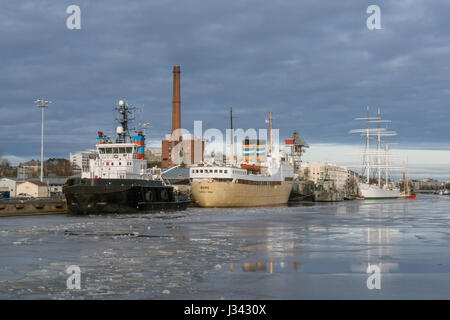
[240,163,264,172]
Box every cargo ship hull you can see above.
[191,180,293,208]
[63,178,190,215]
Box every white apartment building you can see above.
[303,162,349,191]
[70,151,93,173]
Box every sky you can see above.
[0,1,449,179]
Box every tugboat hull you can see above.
[63,178,190,215]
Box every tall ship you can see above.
[190,110,294,207]
[398,160,417,199]
[350,107,400,199]
[63,100,190,214]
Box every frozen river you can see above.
[1,194,449,299]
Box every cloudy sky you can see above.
[0,0,449,178]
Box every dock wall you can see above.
[0,199,67,217]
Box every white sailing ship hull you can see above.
[358,183,400,199]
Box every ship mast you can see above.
[385,135,389,186]
[230,107,234,165]
[405,158,409,194]
[377,108,381,187]
[350,107,396,185]
[366,106,370,184]
[270,111,273,155]
[266,111,274,155]
[114,100,135,143]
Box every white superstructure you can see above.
[80,100,151,181]
[190,157,294,184]
[82,143,149,180]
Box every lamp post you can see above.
[35,99,51,182]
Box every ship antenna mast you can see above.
[377,108,381,187]
[230,107,234,165]
[365,106,370,184]
[114,100,135,143]
[265,111,274,155]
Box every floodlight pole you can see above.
[35,99,51,182]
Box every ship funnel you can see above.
[132,131,145,160]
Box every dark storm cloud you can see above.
[1,0,449,161]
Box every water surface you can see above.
[0,194,449,299]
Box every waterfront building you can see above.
[42,177,66,194]
[0,177,18,197]
[69,151,93,174]
[17,167,29,181]
[16,181,50,198]
[303,162,349,191]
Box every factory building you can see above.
[161,66,204,168]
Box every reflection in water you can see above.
[229,262,300,274]
[362,201,405,273]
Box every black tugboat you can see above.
[63,100,190,214]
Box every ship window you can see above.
[113,148,119,154]
[119,147,126,154]
[105,148,112,154]
[200,170,203,173]
[126,147,132,153]
[111,162,114,166]
[119,162,121,166]
[214,170,217,173]
[98,148,105,154]
[224,170,228,173]
[219,170,223,173]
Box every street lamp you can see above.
[35,99,51,182]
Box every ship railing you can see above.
[161,175,172,186]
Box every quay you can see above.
[0,198,67,217]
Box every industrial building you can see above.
[161,66,204,168]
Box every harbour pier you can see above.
[0,198,67,217]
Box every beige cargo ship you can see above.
[190,163,294,208]
[190,110,294,208]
